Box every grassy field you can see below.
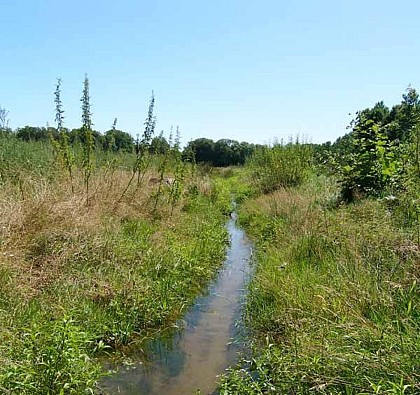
[0,135,232,394]
[1,133,419,394]
[220,172,419,394]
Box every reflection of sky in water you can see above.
[100,217,253,395]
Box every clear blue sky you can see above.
[1,0,420,145]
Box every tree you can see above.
[104,129,134,152]
[183,138,215,164]
[16,126,50,141]
[149,132,170,155]
[338,115,400,201]
[385,87,420,142]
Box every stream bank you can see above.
[100,212,253,395]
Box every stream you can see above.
[100,212,253,395]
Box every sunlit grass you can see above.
[221,174,420,394]
[0,137,232,394]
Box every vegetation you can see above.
[0,78,233,394]
[220,88,420,394]
[1,79,419,394]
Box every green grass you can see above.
[0,138,232,394]
[220,174,420,394]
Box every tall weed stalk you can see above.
[81,74,94,205]
[116,92,156,206]
[50,78,75,193]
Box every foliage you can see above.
[338,118,401,201]
[149,132,170,155]
[0,143,231,393]
[315,88,420,202]
[0,318,101,394]
[247,138,313,193]
[104,129,134,153]
[15,125,58,141]
[0,133,55,184]
[183,138,256,167]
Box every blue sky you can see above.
[1,0,420,145]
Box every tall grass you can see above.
[0,136,231,393]
[220,174,419,394]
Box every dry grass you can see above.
[0,166,201,300]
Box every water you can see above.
[100,213,253,395]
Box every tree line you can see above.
[1,122,259,167]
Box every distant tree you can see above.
[385,87,420,142]
[149,132,170,155]
[214,139,233,166]
[104,129,134,152]
[16,126,50,141]
[184,138,215,164]
[183,137,255,166]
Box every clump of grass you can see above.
[0,318,101,395]
[221,174,420,394]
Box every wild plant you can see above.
[247,137,312,193]
[0,105,9,131]
[81,74,94,205]
[0,318,101,394]
[49,78,75,192]
[116,92,156,205]
[136,91,156,186]
[105,117,118,151]
[169,128,185,215]
[152,151,169,213]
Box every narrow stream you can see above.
[100,212,253,395]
